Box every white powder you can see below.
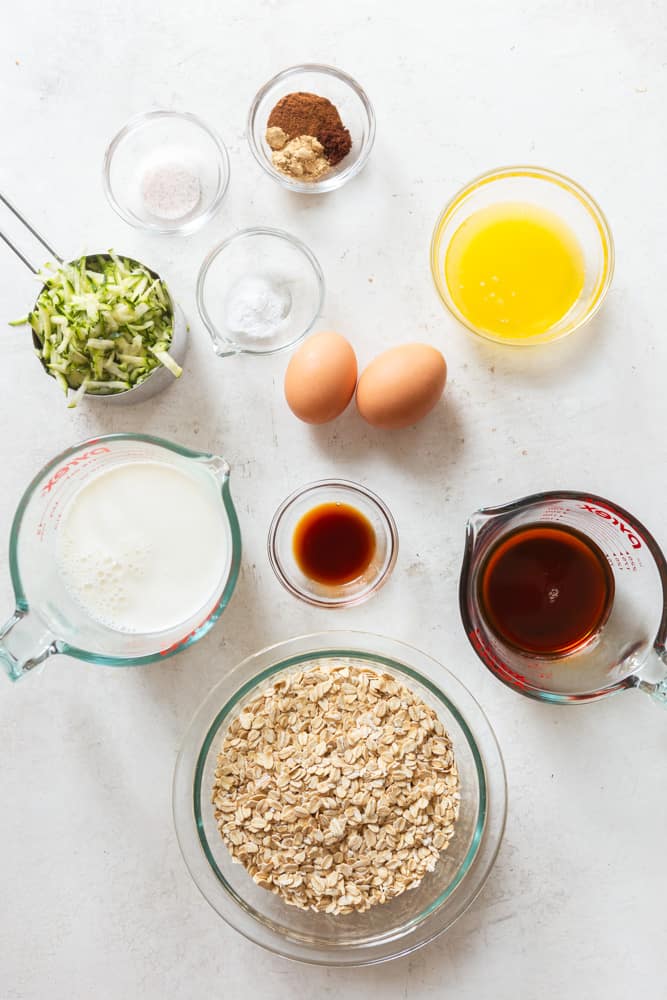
[224,275,291,340]
[141,160,201,221]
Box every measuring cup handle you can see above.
[634,646,667,708]
[0,610,57,681]
[637,677,667,707]
[650,679,667,706]
[0,193,62,274]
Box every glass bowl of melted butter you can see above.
[430,165,614,346]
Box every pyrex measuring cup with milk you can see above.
[0,434,241,681]
[460,491,667,706]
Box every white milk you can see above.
[57,462,228,633]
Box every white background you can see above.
[1,2,666,997]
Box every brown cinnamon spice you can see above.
[266,92,352,177]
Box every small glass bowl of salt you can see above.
[103,110,230,235]
[196,228,325,357]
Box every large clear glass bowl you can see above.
[173,631,506,966]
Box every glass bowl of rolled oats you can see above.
[173,631,506,966]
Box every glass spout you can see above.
[466,509,496,537]
[213,341,242,359]
[0,609,57,681]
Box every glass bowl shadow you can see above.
[172,631,507,966]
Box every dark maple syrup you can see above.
[293,502,376,586]
[478,523,614,657]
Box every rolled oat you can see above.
[211,662,460,915]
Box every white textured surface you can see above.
[1,2,666,997]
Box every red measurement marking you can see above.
[41,447,111,495]
[580,504,642,550]
[469,628,528,690]
[160,610,214,656]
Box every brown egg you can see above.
[285,332,358,424]
[356,344,447,429]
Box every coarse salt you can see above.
[141,161,201,221]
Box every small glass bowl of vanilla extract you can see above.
[267,480,398,608]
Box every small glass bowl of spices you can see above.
[268,480,398,607]
[248,64,375,194]
[103,111,230,235]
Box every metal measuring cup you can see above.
[0,193,188,404]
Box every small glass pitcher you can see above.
[0,434,242,681]
[459,491,667,705]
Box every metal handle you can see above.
[0,193,62,274]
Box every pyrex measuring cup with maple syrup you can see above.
[459,491,667,705]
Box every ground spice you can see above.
[266,92,352,180]
[272,135,330,180]
[318,128,352,165]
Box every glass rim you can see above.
[102,109,231,236]
[246,63,376,195]
[8,433,242,666]
[267,479,399,608]
[196,227,325,357]
[173,630,508,965]
[429,164,615,347]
